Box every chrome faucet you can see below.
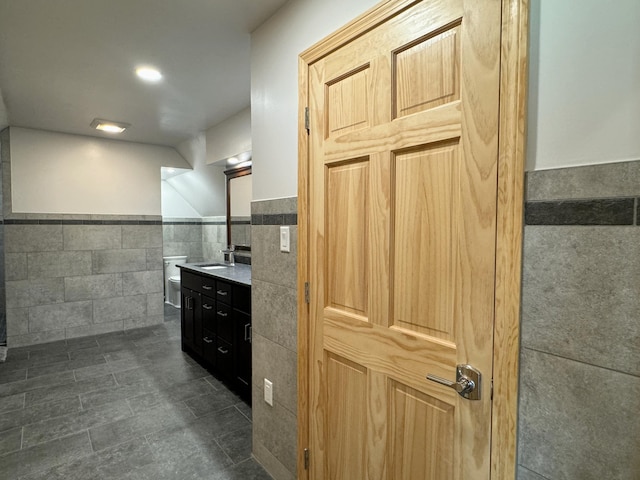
[220,245,235,266]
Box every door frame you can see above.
[296,0,529,478]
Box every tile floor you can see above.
[0,308,272,479]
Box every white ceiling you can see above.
[0,0,288,147]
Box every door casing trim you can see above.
[296,1,528,478]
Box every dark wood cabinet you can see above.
[180,269,251,402]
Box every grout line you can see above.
[87,428,96,452]
[517,464,553,480]
[523,346,640,378]
[19,426,24,450]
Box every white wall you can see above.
[161,180,202,218]
[169,132,227,217]
[251,0,380,201]
[10,127,190,215]
[527,0,640,171]
[205,106,251,165]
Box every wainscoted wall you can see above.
[518,161,640,479]
[4,218,165,347]
[251,197,298,480]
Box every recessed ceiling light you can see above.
[90,118,130,134]
[136,66,162,82]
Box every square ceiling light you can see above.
[90,118,130,134]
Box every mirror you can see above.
[225,165,252,249]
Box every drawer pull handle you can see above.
[244,323,252,342]
[203,337,214,344]
[217,346,229,354]
[203,304,213,310]
[203,285,213,290]
[217,290,228,296]
[217,311,228,317]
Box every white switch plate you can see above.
[280,226,290,253]
[264,378,274,406]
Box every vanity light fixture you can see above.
[135,66,162,82]
[90,118,130,134]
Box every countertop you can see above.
[178,262,251,286]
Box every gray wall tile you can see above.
[122,271,163,296]
[29,301,93,333]
[93,295,147,323]
[65,321,124,339]
[145,248,163,271]
[8,330,66,348]
[172,224,203,243]
[252,334,297,415]
[6,308,29,336]
[252,197,297,215]
[146,293,164,317]
[122,225,163,249]
[5,225,63,253]
[252,386,297,476]
[65,274,123,301]
[123,315,164,330]
[522,226,640,376]
[252,279,297,352]
[6,278,65,308]
[518,348,640,480]
[251,225,297,289]
[527,160,640,201]
[93,249,147,274]
[517,466,548,480]
[63,225,122,250]
[28,251,92,279]
[5,253,27,281]
[253,440,295,480]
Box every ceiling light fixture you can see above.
[136,66,162,82]
[90,118,130,134]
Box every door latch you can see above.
[426,364,482,400]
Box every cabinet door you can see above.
[235,310,252,395]
[201,295,216,334]
[216,302,233,343]
[181,288,196,351]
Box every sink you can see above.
[198,263,229,270]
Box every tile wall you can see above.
[0,129,6,344]
[251,197,298,480]
[518,161,640,479]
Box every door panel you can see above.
[308,0,501,478]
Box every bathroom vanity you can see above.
[178,263,252,401]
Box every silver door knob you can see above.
[426,364,482,400]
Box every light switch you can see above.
[264,378,274,406]
[280,226,290,252]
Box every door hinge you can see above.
[304,282,310,304]
[304,448,310,470]
[304,107,310,133]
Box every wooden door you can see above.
[306,0,502,478]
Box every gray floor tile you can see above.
[80,381,159,410]
[23,399,133,448]
[0,396,82,433]
[74,356,151,381]
[213,457,274,480]
[0,426,22,456]
[114,362,208,387]
[184,388,241,417]
[0,392,25,414]
[0,370,75,398]
[25,351,71,367]
[89,402,196,452]
[0,367,27,385]
[26,354,106,379]
[25,373,116,406]
[20,437,155,480]
[0,431,93,479]
[216,423,253,464]
[127,377,216,414]
[234,401,252,422]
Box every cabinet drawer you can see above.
[233,285,251,314]
[215,281,232,302]
[216,302,233,343]
[216,338,233,378]
[201,277,216,295]
[181,271,201,291]
[202,330,216,366]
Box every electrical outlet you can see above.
[264,378,274,406]
[280,226,290,253]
